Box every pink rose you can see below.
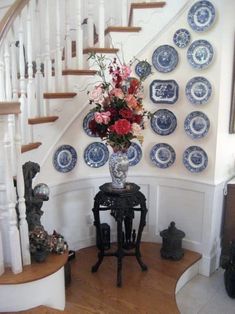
[121,65,131,80]
[113,119,131,135]
[101,111,111,125]
[110,88,124,99]
[94,112,103,124]
[125,94,138,109]
[89,85,104,104]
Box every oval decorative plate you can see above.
[152,45,178,73]
[150,80,179,104]
[183,146,208,172]
[150,143,176,168]
[184,111,210,139]
[151,109,177,136]
[187,40,214,69]
[53,145,77,173]
[84,142,109,168]
[83,112,99,137]
[173,29,191,48]
[185,77,212,104]
[135,60,152,79]
[188,0,216,32]
[127,142,142,166]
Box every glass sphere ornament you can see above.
[33,183,50,200]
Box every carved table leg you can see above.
[117,217,123,287]
[135,203,148,271]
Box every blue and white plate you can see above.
[135,61,152,79]
[84,142,109,168]
[185,77,212,104]
[187,40,214,69]
[150,80,179,104]
[152,45,178,73]
[183,146,208,172]
[83,112,99,137]
[150,143,176,168]
[53,145,77,173]
[188,0,216,32]
[184,111,210,139]
[151,109,177,136]
[127,142,142,166]
[173,29,191,48]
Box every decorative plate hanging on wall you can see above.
[84,142,109,168]
[127,142,142,166]
[135,60,152,79]
[173,29,191,48]
[187,0,216,32]
[152,45,179,73]
[184,111,210,139]
[83,112,99,137]
[150,80,179,104]
[150,143,176,169]
[185,76,212,104]
[187,40,214,69]
[53,145,77,173]
[183,146,208,172]
[151,109,177,136]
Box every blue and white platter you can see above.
[187,40,214,69]
[53,145,77,173]
[185,76,212,104]
[152,45,178,73]
[150,143,176,169]
[188,0,216,32]
[83,112,99,137]
[184,111,210,139]
[151,109,177,136]
[84,142,109,168]
[150,80,179,104]
[183,146,208,172]
[127,142,142,166]
[173,29,191,48]
[135,60,152,79]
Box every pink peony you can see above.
[125,94,138,109]
[110,88,124,99]
[94,112,104,124]
[121,65,131,80]
[89,85,104,104]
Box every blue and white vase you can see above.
[109,151,129,189]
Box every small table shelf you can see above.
[91,182,148,287]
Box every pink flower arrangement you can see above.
[88,53,150,151]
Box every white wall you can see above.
[0,0,14,20]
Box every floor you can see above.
[176,268,235,314]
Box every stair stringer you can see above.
[107,0,194,63]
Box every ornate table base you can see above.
[91,183,148,287]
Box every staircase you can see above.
[0,0,203,278]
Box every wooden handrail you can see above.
[0,0,30,47]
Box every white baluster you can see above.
[0,225,4,275]
[15,114,31,266]
[121,0,128,26]
[98,0,105,47]
[55,0,63,91]
[88,0,94,47]
[35,0,43,117]
[44,0,53,98]
[26,2,35,120]
[65,0,72,69]
[3,116,22,274]
[4,42,12,101]
[10,31,19,101]
[0,50,5,101]
[19,14,28,144]
[76,0,83,68]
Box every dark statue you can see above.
[22,161,49,231]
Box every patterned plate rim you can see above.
[184,111,210,139]
[183,145,208,172]
[152,45,179,73]
[84,142,109,168]
[127,142,142,166]
[150,143,176,168]
[150,109,177,136]
[53,144,77,173]
[185,76,212,105]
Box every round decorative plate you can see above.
[187,40,214,69]
[151,109,177,136]
[173,29,191,48]
[83,112,99,137]
[184,111,210,139]
[135,60,152,79]
[188,0,216,32]
[53,145,77,173]
[185,77,212,104]
[152,45,178,73]
[150,143,176,168]
[84,142,109,168]
[183,146,208,172]
[127,142,142,166]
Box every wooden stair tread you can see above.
[129,1,166,26]
[21,142,42,153]
[105,26,141,35]
[28,116,59,125]
[62,69,97,76]
[0,252,68,285]
[0,101,20,115]
[43,92,77,99]
[83,47,119,54]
